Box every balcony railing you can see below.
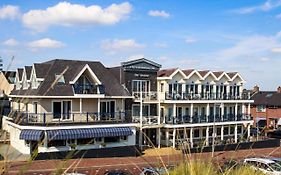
[165,92,250,100]
[132,115,158,125]
[73,84,105,94]
[165,114,251,124]
[133,91,158,101]
[9,111,129,125]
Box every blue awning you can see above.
[20,129,44,141]
[47,127,133,140]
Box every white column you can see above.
[79,98,82,114]
[234,125,238,143]
[247,103,251,115]
[221,103,224,121]
[190,128,193,148]
[173,103,176,123]
[221,126,224,141]
[206,127,209,146]
[247,124,250,139]
[158,103,161,124]
[242,103,245,114]
[206,103,210,122]
[190,103,194,123]
[166,129,169,146]
[172,128,176,148]
[157,128,161,148]
[97,98,100,120]
[235,103,238,120]
[199,127,203,138]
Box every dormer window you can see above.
[55,74,65,84]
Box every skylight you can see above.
[266,93,273,98]
[55,74,65,84]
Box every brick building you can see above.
[251,85,281,129]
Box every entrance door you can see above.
[62,101,71,120]
[144,129,157,147]
[100,101,115,119]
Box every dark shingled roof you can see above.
[213,71,224,79]
[11,59,130,97]
[157,68,177,77]
[2,71,16,84]
[227,72,237,79]
[182,69,195,77]
[34,63,52,78]
[198,70,209,77]
[252,91,281,106]
[25,66,32,80]
[17,68,23,81]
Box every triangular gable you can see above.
[170,68,187,79]
[186,70,203,80]
[122,58,161,72]
[202,71,217,80]
[217,72,231,81]
[231,73,245,82]
[69,64,101,85]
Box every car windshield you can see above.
[268,163,281,171]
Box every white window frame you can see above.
[51,100,73,121]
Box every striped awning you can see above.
[19,129,44,141]
[47,127,133,140]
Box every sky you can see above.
[1,0,281,90]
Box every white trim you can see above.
[51,100,73,121]
[69,64,101,85]
[169,69,187,79]
[202,71,217,81]
[231,73,246,83]
[217,72,231,81]
[186,70,203,80]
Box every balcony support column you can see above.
[247,124,251,139]
[206,127,209,146]
[234,124,238,143]
[235,103,238,121]
[157,128,161,148]
[247,103,251,115]
[172,128,176,148]
[158,102,161,124]
[242,103,245,114]
[97,98,100,120]
[221,103,224,121]
[221,126,224,141]
[190,103,193,123]
[190,128,193,148]
[173,103,176,124]
[206,103,210,122]
[166,129,169,146]
[79,98,82,114]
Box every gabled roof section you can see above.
[185,69,203,79]
[17,68,23,81]
[24,66,32,80]
[70,64,102,85]
[122,58,161,72]
[34,63,52,79]
[227,72,237,79]
[182,69,194,77]
[2,71,16,84]
[213,71,231,81]
[198,70,209,78]
[252,91,281,106]
[202,71,217,80]
[157,68,177,77]
[230,72,245,82]
[213,71,224,79]
[170,68,187,79]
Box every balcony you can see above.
[165,114,251,124]
[132,115,158,125]
[133,91,158,101]
[8,111,131,126]
[73,84,105,95]
[165,92,250,101]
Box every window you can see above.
[104,137,119,143]
[48,140,66,147]
[132,104,151,117]
[120,136,127,141]
[160,83,164,92]
[257,105,266,112]
[132,80,150,93]
[52,101,71,120]
[100,101,115,118]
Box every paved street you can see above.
[2,146,281,175]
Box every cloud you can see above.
[2,38,19,46]
[231,0,281,14]
[127,54,145,61]
[218,35,280,58]
[185,37,197,44]
[148,10,170,18]
[271,47,281,52]
[101,39,145,55]
[0,5,20,20]
[27,38,65,49]
[154,42,168,48]
[260,57,270,62]
[22,2,132,32]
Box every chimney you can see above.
[277,86,281,93]
[253,85,259,93]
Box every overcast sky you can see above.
[1,0,281,90]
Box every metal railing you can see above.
[165,114,251,124]
[165,92,250,100]
[73,84,105,94]
[9,111,128,125]
[132,115,159,125]
[133,91,158,101]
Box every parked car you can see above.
[244,158,281,174]
[267,130,281,139]
[139,168,160,175]
[104,170,132,175]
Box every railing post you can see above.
[73,113,75,122]
[86,112,89,122]
[43,113,46,124]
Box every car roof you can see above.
[244,158,276,164]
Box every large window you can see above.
[132,80,150,93]
[52,101,71,120]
